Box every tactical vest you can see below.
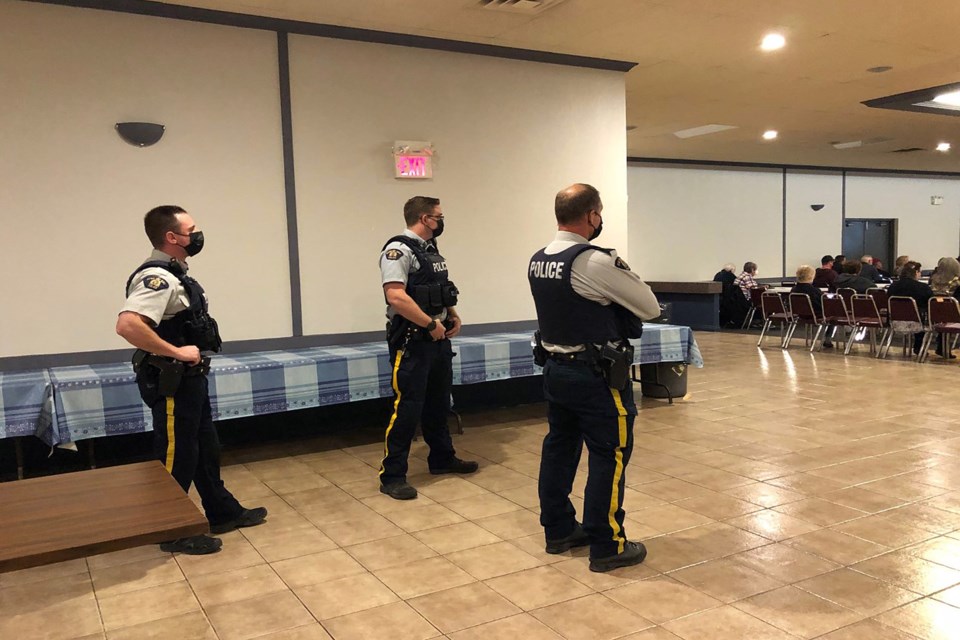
[528,244,624,346]
[383,236,459,316]
[125,259,222,352]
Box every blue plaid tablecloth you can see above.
[6,325,702,446]
[0,370,54,440]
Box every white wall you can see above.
[0,2,289,357]
[627,166,783,280]
[289,36,627,335]
[846,174,960,269]
[785,171,843,273]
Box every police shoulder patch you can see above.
[142,275,169,291]
[384,248,404,261]
[614,257,631,271]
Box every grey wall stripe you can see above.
[28,0,636,72]
[0,320,539,372]
[841,170,847,228]
[628,156,960,178]
[782,169,787,278]
[277,31,303,337]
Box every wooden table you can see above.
[0,461,208,572]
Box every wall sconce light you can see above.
[115,122,165,147]
[810,204,825,211]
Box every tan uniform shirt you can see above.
[120,249,190,326]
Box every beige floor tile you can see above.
[105,610,216,640]
[816,618,921,640]
[174,536,265,579]
[247,525,339,563]
[0,574,101,640]
[725,508,821,541]
[881,502,960,534]
[733,586,863,639]
[497,483,541,509]
[833,514,937,549]
[796,568,920,616]
[617,628,685,640]
[443,493,524,519]
[729,543,840,584]
[361,493,438,515]
[322,602,439,640]
[446,612,563,639]
[381,504,466,533]
[446,541,543,580]
[86,545,171,572]
[605,575,723,624]
[409,582,521,634]
[852,551,960,595]
[723,482,807,508]
[0,557,89,588]
[206,591,315,640]
[772,497,866,527]
[295,573,399,620]
[464,465,538,492]
[629,504,715,534]
[474,509,543,539]
[317,513,404,546]
[904,536,960,570]
[673,492,763,520]
[188,564,287,608]
[766,473,849,496]
[821,487,909,513]
[417,477,490,502]
[669,557,784,603]
[91,556,184,598]
[508,533,579,565]
[634,478,715,502]
[412,521,503,554]
[374,556,476,598]
[253,624,333,640]
[345,533,437,571]
[551,556,657,591]
[531,593,654,640]
[98,580,200,631]
[484,565,592,610]
[663,605,795,640]
[782,528,890,566]
[875,598,960,640]
[263,472,333,494]
[271,549,366,588]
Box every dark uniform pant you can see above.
[137,369,243,526]
[380,338,458,485]
[538,358,636,559]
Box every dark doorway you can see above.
[842,219,897,270]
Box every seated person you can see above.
[813,255,838,289]
[835,260,875,293]
[734,261,759,300]
[929,257,960,295]
[792,265,832,347]
[887,261,931,354]
[832,254,846,274]
[859,255,884,283]
[713,263,737,286]
[874,259,891,280]
[894,255,910,276]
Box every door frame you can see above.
[843,218,898,268]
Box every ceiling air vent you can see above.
[891,147,925,153]
[477,0,567,14]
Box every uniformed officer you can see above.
[528,184,661,572]
[116,205,267,555]
[378,196,478,500]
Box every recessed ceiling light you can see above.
[867,66,893,73]
[760,33,786,51]
[933,91,960,107]
[937,142,951,152]
[762,130,778,140]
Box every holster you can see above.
[532,331,548,367]
[597,343,634,391]
[387,316,419,349]
[132,350,186,396]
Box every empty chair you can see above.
[742,286,768,328]
[836,287,856,308]
[758,292,792,348]
[867,288,890,317]
[847,294,887,356]
[919,297,960,363]
[819,294,853,352]
[785,293,824,351]
[880,296,925,360]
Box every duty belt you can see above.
[143,353,211,376]
[547,350,594,364]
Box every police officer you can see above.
[528,184,661,572]
[116,205,267,554]
[378,196,478,500]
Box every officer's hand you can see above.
[445,316,462,338]
[176,345,202,365]
[429,323,447,341]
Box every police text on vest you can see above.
[529,261,564,279]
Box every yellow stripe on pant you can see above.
[608,387,629,554]
[164,396,176,473]
[378,349,405,477]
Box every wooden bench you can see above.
[0,461,207,572]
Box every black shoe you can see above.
[823,341,834,349]
[589,541,647,573]
[545,524,590,554]
[380,482,418,500]
[430,457,479,475]
[160,534,222,555]
[210,507,268,535]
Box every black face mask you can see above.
[588,215,603,241]
[428,217,444,239]
[176,231,204,256]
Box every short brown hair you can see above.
[899,261,921,279]
[894,255,910,271]
[403,196,440,226]
[796,265,814,282]
[743,262,757,274]
[144,205,186,248]
[842,260,862,275]
[555,184,601,225]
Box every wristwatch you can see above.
[424,319,438,331]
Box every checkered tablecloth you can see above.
[3,325,703,446]
[0,370,54,440]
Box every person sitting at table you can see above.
[859,255,884,283]
[835,260,875,294]
[813,255,838,290]
[792,265,832,347]
[894,255,910,277]
[734,262,759,300]
[929,257,960,296]
[874,259,892,281]
[713,263,737,286]
[832,254,846,274]
[887,261,931,354]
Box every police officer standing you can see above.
[378,196,478,500]
[528,184,660,572]
[116,205,266,554]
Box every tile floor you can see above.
[4,331,960,639]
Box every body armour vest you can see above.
[125,259,223,353]
[383,236,459,316]
[528,244,623,346]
